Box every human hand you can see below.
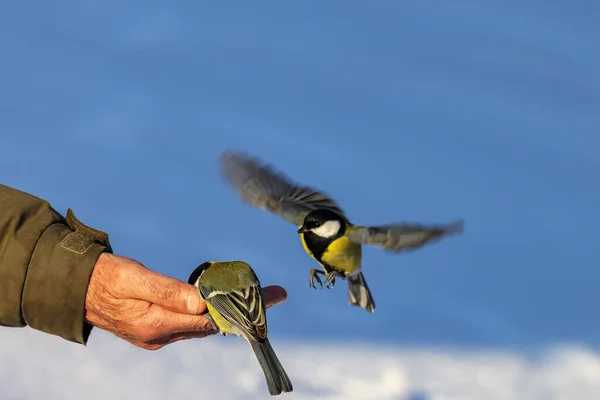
[84,253,288,350]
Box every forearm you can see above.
[0,184,112,344]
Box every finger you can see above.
[145,330,218,347]
[144,305,218,339]
[125,264,206,315]
[119,335,164,351]
[262,285,288,309]
[143,286,288,342]
[123,329,218,351]
[128,286,287,347]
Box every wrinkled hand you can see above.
[85,252,287,350]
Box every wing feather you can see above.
[200,284,267,340]
[220,150,344,225]
[347,220,464,253]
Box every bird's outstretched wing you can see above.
[199,282,268,341]
[219,150,344,225]
[347,219,464,253]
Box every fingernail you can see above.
[186,294,201,314]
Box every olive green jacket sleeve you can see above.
[0,184,112,344]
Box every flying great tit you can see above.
[219,151,464,314]
[188,260,293,396]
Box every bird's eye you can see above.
[314,222,320,227]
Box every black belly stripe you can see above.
[303,231,330,260]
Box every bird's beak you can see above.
[297,226,307,234]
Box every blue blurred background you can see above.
[2,1,598,350]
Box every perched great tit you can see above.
[188,261,293,396]
[219,151,464,314]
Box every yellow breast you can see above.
[321,236,362,274]
[206,303,234,335]
[300,232,316,260]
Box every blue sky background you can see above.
[1,1,599,351]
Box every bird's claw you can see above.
[309,276,323,289]
[308,269,324,289]
[325,272,339,289]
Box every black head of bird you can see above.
[297,209,346,238]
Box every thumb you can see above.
[129,267,207,315]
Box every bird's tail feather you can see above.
[250,338,293,396]
[347,271,375,313]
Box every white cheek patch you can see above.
[311,220,341,238]
[194,269,207,288]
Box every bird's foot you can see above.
[325,272,342,289]
[308,268,325,289]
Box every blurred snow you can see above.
[1,327,599,400]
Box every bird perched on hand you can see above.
[219,150,464,314]
[188,260,293,396]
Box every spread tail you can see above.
[249,338,293,396]
[347,271,375,313]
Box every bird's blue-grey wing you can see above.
[347,220,464,253]
[220,150,345,225]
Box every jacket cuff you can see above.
[0,187,63,328]
[22,217,110,345]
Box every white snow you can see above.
[1,327,598,400]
